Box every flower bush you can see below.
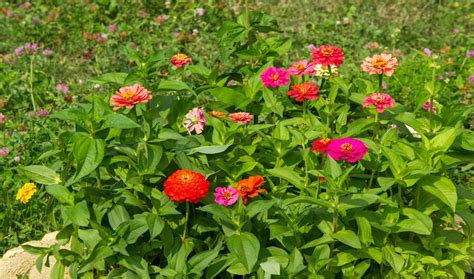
[2,2,473,278]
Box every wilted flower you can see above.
[381,81,388,90]
[287,82,320,102]
[155,15,169,25]
[36,109,49,117]
[56,83,69,94]
[423,101,437,113]
[423,48,432,57]
[307,44,316,52]
[0,113,6,124]
[361,53,398,76]
[229,112,253,124]
[311,138,331,153]
[287,60,316,76]
[437,75,445,80]
[236,176,265,204]
[260,67,289,88]
[327,138,368,163]
[170,53,191,68]
[15,47,24,56]
[42,48,53,57]
[111,84,152,110]
[445,71,455,77]
[363,93,395,113]
[311,45,344,66]
[16,182,37,204]
[0,147,9,157]
[183,107,207,134]
[196,8,205,16]
[164,170,210,203]
[24,43,39,54]
[208,111,226,118]
[214,187,239,206]
[363,42,380,50]
[108,23,117,32]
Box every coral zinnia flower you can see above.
[16,182,37,204]
[260,67,290,88]
[236,176,265,204]
[287,60,316,76]
[229,112,253,124]
[361,53,398,76]
[170,53,191,68]
[311,137,331,153]
[288,82,320,102]
[362,93,395,113]
[111,84,152,110]
[311,45,344,66]
[164,170,210,203]
[183,107,207,134]
[208,111,226,118]
[327,138,368,163]
[214,187,239,206]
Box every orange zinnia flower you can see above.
[164,170,210,203]
[170,53,191,68]
[208,111,226,118]
[111,84,152,110]
[235,176,265,204]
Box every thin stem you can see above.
[372,111,379,140]
[378,74,383,91]
[368,169,375,189]
[319,78,326,89]
[397,184,404,209]
[29,57,37,111]
[302,100,309,187]
[244,0,250,30]
[429,67,436,133]
[181,203,190,241]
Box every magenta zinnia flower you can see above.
[214,187,239,206]
[260,67,289,88]
[183,107,207,134]
[327,138,368,163]
[423,101,437,113]
[287,60,316,76]
[362,93,395,113]
[228,112,253,124]
[56,83,69,94]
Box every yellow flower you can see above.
[16,182,37,203]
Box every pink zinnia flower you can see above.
[15,47,24,56]
[56,83,69,94]
[0,113,7,124]
[363,93,395,113]
[287,60,316,76]
[327,138,368,163]
[260,67,289,88]
[423,48,432,57]
[0,147,9,158]
[287,82,320,102]
[229,112,253,124]
[467,50,474,58]
[36,109,49,117]
[423,101,437,113]
[111,84,152,110]
[108,23,117,32]
[311,45,344,66]
[469,75,474,84]
[24,43,39,54]
[214,187,239,206]
[361,53,398,76]
[196,8,205,16]
[183,107,207,134]
[42,48,53,57]
[170,53,191,68]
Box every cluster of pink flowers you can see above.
[15,42,39,56]
[311,137,368,163]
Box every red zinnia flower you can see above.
[311,138,332,153]
[287,82,320,102]
[311,45,344,66]
[164,170,210,203]
[235,176,265,204]
[111,84,152,110]
[170,53,191,68]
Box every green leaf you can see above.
[324,157,342,179]
[209,87,251,109]
[227,232,260,274]
[396,208,433,235]
[356,216,373,245]
[103,114,140,129]
[260,260,280,275]
[91,72,128,85]
[429,127,458,152]
[246,200,276,218]
[46,185,74,206]
[108,204,131,230]
[77,245,114,273]
[188,249,220,274]
[333,230,361,249]
[73,136,105,182]
[419,176,457,212]
[382,246,405,274]
[51,260,65,279]
[158,80,191,91]
[188,144,232,155]
[146,213,165,239]
[286,248,305,276]
[267,168,305,188]
[65,200,90,227]
[117,256,150,279]
[17,165,62,185]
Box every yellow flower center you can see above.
[341,143,353,152]
[321,48,334,57]
[175,54,187,62]
[371,57,387,68]
[296,63,306,71]
[192,116,200,124]
[321,138,330,144]
[122,89,136,100]
[272,73,279,80]
[223,191,232,200]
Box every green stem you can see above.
[429,67,436,133]
[319,78,326,89]
[181,203,190,241]
[244,0,250,30]
[302,100,309,187]
[29,57,37,111]
[378,74,383,91]
[372,111,379,140]
[397,184,404,209]
[368,169,375,189]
